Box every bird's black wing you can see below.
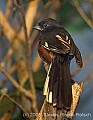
[54,26,83,68]
[39,25,83,67]
[39,27,71,54]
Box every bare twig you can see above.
[13,0,38,113]
[0,48,13,67]
[0,66,33,99]
[1,64,17,85]
[5,0,13,20]
[83,69,93,88]
[72,53,93,77]
[2,93,27,113]
[0,94,4,102]
[72,0,93,29]
[29,0,53,48]
[16,0,40,43]
[86,0,93,21]
[0,11,20,45]
[89,2,93,21]
[0,10,29,86]
[0,0,12,38]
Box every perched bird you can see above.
[34,18,83,110]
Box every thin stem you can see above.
[5,0,13,20]
[83,69,93,88]
[3,93,27,113]
[72,0,93,29]
[19,0,38,112]
[0,66,33,99]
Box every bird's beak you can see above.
[33,25,42,31]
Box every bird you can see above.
[33,18,83,110]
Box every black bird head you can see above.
[33,18,60,32]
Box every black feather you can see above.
[48,55,72,109]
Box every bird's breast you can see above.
[38,45,54,63]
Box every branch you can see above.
[1,0,39,110]
[0,10,29,86]
[89,1,93,21]
[83,69,93,88]
[0,48,13,67]
[2,93,27,113]
[72,0,93,29]
[1,64,17,86]
[0,11,17,44]
[0,94,4,102]
[36,81,83,120]
[18,0,38,112]
[0,66,33,100]
[5,0,13,20]
[18,0,40,43]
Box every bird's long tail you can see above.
[43,55,72,110]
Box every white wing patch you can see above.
[45,42,49,48]
[66,35,68,40]
[69,40,70,44]
[66,35,70,44]
[56,35,70,49]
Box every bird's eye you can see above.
[43,23,48,28]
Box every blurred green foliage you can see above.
[0,97,14,117]
[34,70,46,89]
[42,0,48,4]
[24,70,46,90]
[57,0,87,32]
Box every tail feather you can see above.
[61,58,72,108]
[52,57,59,104]
[44,55,72,109]
[57,57,72,109]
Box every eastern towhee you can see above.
[33,18,83,110]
